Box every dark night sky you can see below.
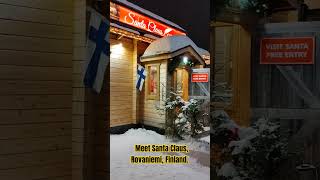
[128,0,210,50]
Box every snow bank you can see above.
[110,128,209,180]
[218,163,238,178]
[200,136,210,143]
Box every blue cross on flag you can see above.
[84,8,110,93]
[136,64,146,91]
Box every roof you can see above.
[113,0,185,32]
[141,35,209,65]
[142,35,208,58]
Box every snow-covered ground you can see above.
[200,136,210,143]
[110,128,210,180]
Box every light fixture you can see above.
[183,56,189,64]
[110,43,124,59]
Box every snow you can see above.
[110,22,140,34]
[217,163,238,178]
[203,127,210,132]
[111,128,209,180]
[142,35,208,59]
[114,0,185,31]
[228,126,258,155]
[197,47,210,57]
[200,136,210,143]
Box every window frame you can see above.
[145,64,160,100]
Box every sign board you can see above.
[260,37,315,64]
[190,69,210,100]
[110,2,186,37]
[191,73,209,83]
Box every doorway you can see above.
[173,68,189,101]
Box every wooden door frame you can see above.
[172,67,189,101]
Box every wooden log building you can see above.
[109,0,210,130]
[0,0,209,180]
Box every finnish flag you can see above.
[136,64,146,91]
[84,8,110,93]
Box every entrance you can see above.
[173,68,189,100]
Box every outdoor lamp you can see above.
[183,56,189,64]
[110,43,124,58]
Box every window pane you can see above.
[148,66,158,96]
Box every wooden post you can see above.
[132,39,138,124]
[210,21,216,110]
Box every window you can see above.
[146,64,160,99]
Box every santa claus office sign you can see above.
[260,37,315,64]
[110,2,186,37]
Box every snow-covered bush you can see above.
[159,92,204,139]
[181,99,204,137]
[211,111,288,180]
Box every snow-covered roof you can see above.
[144,34,159,40]
[142,35,208,58]
[197,47,210,57]
[113,0,185,32]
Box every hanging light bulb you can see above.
[183,56,189,64]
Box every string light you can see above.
[110,27,155,43]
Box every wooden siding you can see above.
[72,0,86,180]
[213,23,251,126]
[251,22,320,174]
[0,1,72,180]
[252,22,320,109]
[140,61,168,128]
[305,0,320,9]
[110,35,134,127]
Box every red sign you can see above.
[111,3,186,37]
[191,73,209,83]
[260,37,315,64]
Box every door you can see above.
[173,68,189,101]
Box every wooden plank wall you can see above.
[305,0,320,9]
[79,1,111,179]
[252,22,320,109]
[0,0,72,179]
[213,23,251,126]
[237,26,251,126]
[140,61,168,128]
[110,35,134,127]
[72,0,87,179]
[251,22,320,179]
[214,26,232,89]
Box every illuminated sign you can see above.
[191,73,209,83]
[260,37,315,64]
[110,2,186,37]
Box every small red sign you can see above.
[192,73,208,83]
[260,37,315,64]
[111,3,186,37]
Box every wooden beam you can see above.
[252,108,320,120]
[287,0,300,8]
[276,66,320,108]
